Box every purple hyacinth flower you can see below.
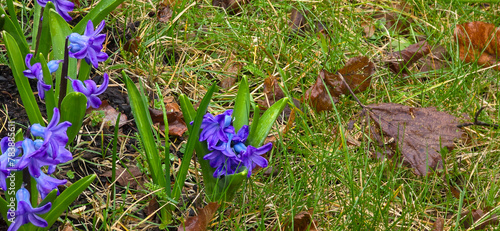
[199,110,234,149]
[37,0,74,22]
[68,20,108,68]
[0,137,23,190]
[212,156,242,178]
[35,172,67,199]
[70,73,109,108]
[238,143,272,177]
[30,107,72,161]
[7,187,51,231]
[23,54,51,100]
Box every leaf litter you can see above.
[178,202,220,231]
[454,21,500,70]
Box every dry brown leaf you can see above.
[157,4,173,22]
[219,54,243,89]
[149,104,188,137]
[386,41,431,75]
[462,209,499,230]
[305,56,375,112]
[102,165,144,188]
[212,0,251,14]
[123,37,141,56]
[420,45,449,73]
[454,21,500,70]
[278,209,318,231]
[365,103,464,175]
[361,22,375,38]
[178,202,220,231]
[86,100,128,128]
[431,217,445,231]
[290,8,307,34]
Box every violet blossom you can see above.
[68,20,108,68]
[7,187,51,231]
[70,73,109,108]
[23,54,51,100]
[30,107,72,161]
[35,172,67,199]
[36,0,74,22]
[199,109,234,149]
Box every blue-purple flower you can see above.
[199,110,234,149]
[23,54,51,100]
[47,60,63,73]
[68,20,108,68]
[7,187,51,231]
[199,110,272,178]
[70,73,109,108]
[37,0,74,22]
[0,137,20,190]
[30,107,72,161]
[35,172,67,199]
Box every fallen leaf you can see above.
[212,0,251,14]
[157,4,173,22]
[431,217,444,231]
[219,54,243,89]
[123,37,141,56]
[102,165,144,188]
[149,103,188,137]
[86,100,128,128]
[290,8,307,34]
[386,40,431,75]
[305,56,375,112]
[462,209,499,230]
[278,209,318,231]
[454,21,500,70]
[178,202,220,231]
[420,45,449,73]
[365,103,464,175]
[361,21,375,38]
[256,75,285,109]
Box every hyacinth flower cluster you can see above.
[37,0,74,22]
[0,108,72,230]
[23,54,62,100]
[199,110,272,178]
[68,20,109,69]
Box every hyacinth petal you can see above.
[96,51,109,63]
[0,137,9,154]
[232,125,248,143]
[72,79,91,95]
[86,46,99,68]
[47,108,61,129]
[56,0,74,10]
[83,79,98,93]
[30,124,47,138]
[36,0,48,6]
[55,6,72,21]
[7,218,24,231]
[88,96,102,109]
[36,172,67,198]
[94,73,109,95]
[93,20,106,36]
[251,155,268,168]
[93,34,106,46]
[27,213,48,227]
[84,20,95,36]
[25,54,33,68]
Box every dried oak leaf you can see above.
[386,40,431,75]
[462,209,499,230]
[102,165,144,188]
[149,103,188,137]
[366,103,463,175]
[305,56,375,112]
[178,202,220,231]
[212,0,251,14]
[219,54,243,89]
[454,21,500,70]
[290,8,307,34]
[256,75,285,109]
[123,37,141,56]
[86,100,128,128]
[277,209,318,231]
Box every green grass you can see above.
[4,0,499,230]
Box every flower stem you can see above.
[58,38,70,107]
[33,7,44,57]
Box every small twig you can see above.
[337,72,366,109]
[457,106,499,128]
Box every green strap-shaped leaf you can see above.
[49,9,77,98]
[214,169,248,202]
[179,95,217,198]
[232,76,250,132]
[173,84,217,201]
[123,72,166,188]
[35,3,55,58]
[2,31,44,125]
[247,97,289,147]
[0,196,7,223]
[60,92,87,144]
[39,174,96,230]
[0,4,29,56]
[72,0,126,34]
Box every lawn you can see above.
[1,0,500,230]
